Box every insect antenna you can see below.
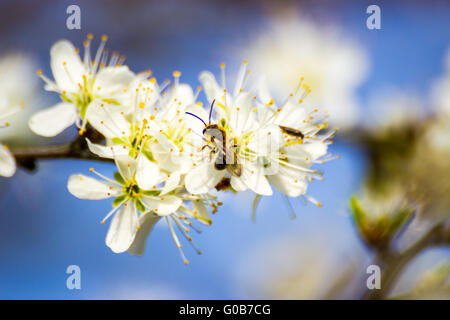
[185,112,207,126]
[208,99,215,125]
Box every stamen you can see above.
[166,216,189,264]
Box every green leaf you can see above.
[113,194,127,207]
[142,149,156,162]
[350,195,365,227]
[142,190,161,196]
[135,199,146,213]
[388,208,414,235]
[113,171,125,185]
[111,137,125,145]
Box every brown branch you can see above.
[10,126,113,171]
[363,222,449,299]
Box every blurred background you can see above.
[0,0,449,299]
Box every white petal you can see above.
[86,139,128,159]
[161,171,181,195]
[67,174,119,200]
[230,175,248,192]
[247,124,283,156]
[198,71,222,103]
[239,163,273,196]
[114,155,138,182]
[192,200,212,225]
[142,195,182,216]
[29,103,77,137]
[106,201,139,253]
[50,40,86,92]
[93,66,135,97]
[303,142,328,161]
[135,156,161,190]
[0,145,16,177]
[171,83,195,106]
[230,92,254,135]
[127,212,161,256]
[276,100,307,128]
[85,100,131,139]
[269,169,308,197]
[257,76,273,105]
[185,162,224,194]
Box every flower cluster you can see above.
[28,36,335,262]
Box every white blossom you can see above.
[68,154,216,262]
[29,35,135,137]
[185,62,282,196]
[242,14,369,129]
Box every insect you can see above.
[186,100,242,177]
[279,125,304,139]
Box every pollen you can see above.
[101,35,108,41]
[36,69,42,76]
[173,70,181,77]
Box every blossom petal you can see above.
[247,124,283,156]
[106,201,139,253]
[170,83,195,107]
[161,171,181,195]
[230,92,254,135]
[198,71,222,103]
[269,168,308,197]
[127,212,161,256]
[86,139,128,159]
[114,155,138,182]
[136,156,161,190]
[93,66,135,98]
[185,162,224,194]
[86,100,131,139]
[67,174,119,200]
[28,102,77,137]
[192,200,212,225]
[0,144,16,177]
[142,195,183,216]
[50,40,86,92]
[238,163,273,196]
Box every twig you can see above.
[10,126,113,171]
[363,222,449,299]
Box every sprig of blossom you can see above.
[0,103,22,177]
[71,70,220,262]
[29,35,135,137]
[26,36,337,261]
[68,155,216,263]
[184,62,336,207]
[0,54,30,177]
